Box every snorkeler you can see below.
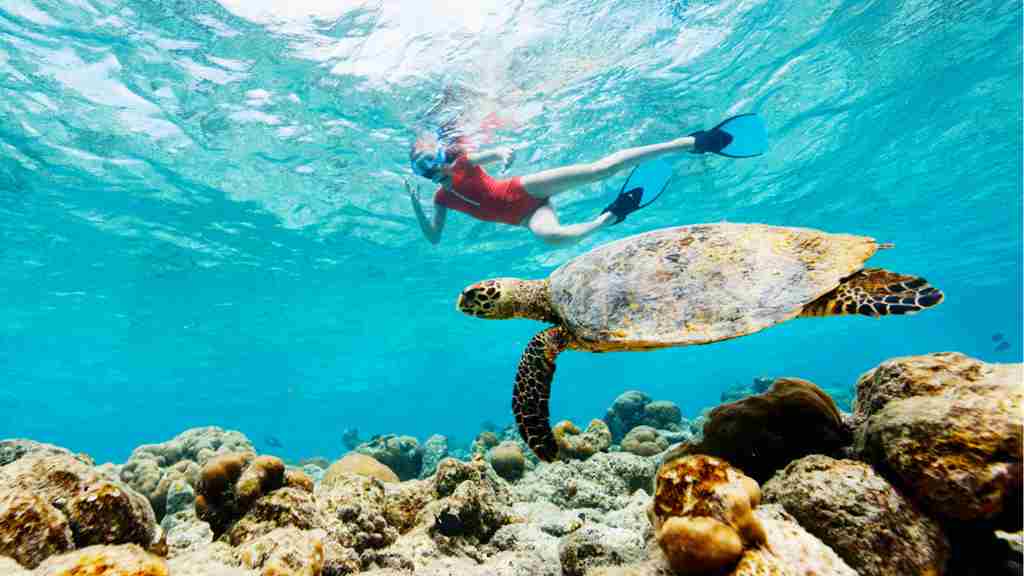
[406,114,766,245]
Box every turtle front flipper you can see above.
[800,268,944,318]
[513,326,571,462]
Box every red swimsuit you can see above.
[434,155,545,225]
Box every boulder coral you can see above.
[605,391,653,442]
[118,427,253,520]
[642,401,683,431]
[488,441,526,481]
[323,453,400,485]
[553,419,612,460]
[763,454,949,576]
[649,453,765,574]
[194,452,289,538]
[419,434,449,479]
[621,426,670,457]
[853,352,1023,526]
[356,434,424,481]
[689,377,851,482]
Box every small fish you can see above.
[992,333,1005,342]
[265,436,283,448]
[995,341,1010,352]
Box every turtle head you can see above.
[457,278,555,322]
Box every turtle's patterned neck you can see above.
[507,279,559,325]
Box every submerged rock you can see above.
[763,454,949,575]
[0,487,75,568]
[512,452,656,512]
[559,523,647,576]
[605,391,653,442]
[686,377,852,482]
[853,352,1023,525]
[0,451,159,565]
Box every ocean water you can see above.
[0,0,1020,465]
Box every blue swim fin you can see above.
[690,113,768,158]
[601,159,673,225]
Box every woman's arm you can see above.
[465,146,515,172]
[406,180,446,244]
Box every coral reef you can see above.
[553,419,612,460]
[6,351,1017,576]
[621,426,669,457]
[355,435,424,481]
[763,454,949,575]
[686,377,852,482]
[323,453,400,485]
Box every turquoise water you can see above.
[1,0,1020,464]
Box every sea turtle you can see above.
[455,223,944,462]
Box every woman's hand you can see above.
[499,146,516,173]
[404,179,420,203]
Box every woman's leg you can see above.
[525,204,614,246]
[519,136,695,199]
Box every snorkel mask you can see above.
[411,144,447,182]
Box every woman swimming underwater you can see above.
[406,113,766,245]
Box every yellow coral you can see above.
[323,453,399,485]
[650,454,766,575]
[553,419,612,460]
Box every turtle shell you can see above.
[547,223,878,349]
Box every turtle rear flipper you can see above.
[513,327,570,462]
[800,268,944,318]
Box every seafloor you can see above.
[1,351,1020,576]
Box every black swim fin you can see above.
[601,159,673,225]
[690,113,768,158]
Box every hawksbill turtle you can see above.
[455,223,944,462]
